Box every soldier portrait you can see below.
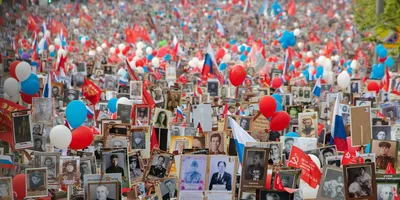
[145,151,173,180]
[208,132,225,155]
[179,155,206,191]
[26,168,48,198]
[61,159,79,185]
[371,140,398,171]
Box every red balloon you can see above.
[136,59,144,67]
[69,126,94,150]
[68,46,74,52]
[367,81,380,94]
[229,64,246,86]
[269,111,290,131]
[157,47,168,58]
[216,48,226,62]
[232,45,238,53]
[259,96,277,119]
[115,48,120,54]
[10,61,20,80]
[294,61,301,68]
[21,92,38,104]
[271,77,282,89]
[13,174,26,200]
[224,43,230,49]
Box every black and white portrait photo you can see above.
[151,87,164,103]
[259,190,291,200]
[135,106,149,125]
[220,85,229,99]
[184,127,197,136]
[208,132,225,155]
[130,81,143,101]
[349,81,360,93]
[107,136,129,148]
[380,92,390,103]
[80,160,92,182]
[0,177,12,199]
[33,136,45,152]
[319,146,337,167]
[94,140,104,160]
[267,143,282,166]
[207,80,219,97]
[153,108,171,129]
[73,72,85,87]
[12,110,33,150]
[26,168,48,198]
[344,164,376,199]
[104,75,117,91]
[377,184,397,200]
[180,156,206,190]
[283,137,295,160]
[244,150,266,181]
[118,85,130,94]
[104,153,126,177]
[132,131,146,150]
[159,179,177,200]
[64,89,80,105]
[88,182,118,200]
[129,154,143,182]
[116,104,132,123]
[326,156,342,167]
[239,117,252,132]
[372,126,392,140]
[317,166,345,200]
[208,156,235,191]
[61,158,79,185]
[147,153,172,179]
[279,173,295,188]
[32,123,43,135]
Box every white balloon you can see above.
[4,92,20,103]
[54,38,61,45]
[101,43,107,49]
[80,37,86,44]
[4,78,21,97]
[350,60,358,69]
[323,71,335,85]
[48,45,55,52]
[96,46,103,53]
[136,49,144,57]
[293,28,300,36]
[152,57,160,67]
[136,42,144,49]
[146,47,153,55]
[117,97,132,107]
[337,70,351,89]
[306,51,313,58]
[297,42,304,49]
[117,68,127,77]
[188,60,196,67]
[222,54,231,63]
[334,55,340,62]
[50,125,72,149]
[323,59,333,72]
[136,67,144,74]
[45,30,51,38]
[346,37,352,43]
[193,57,200,64]
[109,47,116,54]
[118,43,125,50]
[293,22,299,27]
[16,62,31,82]
[309,154,322,169]
[88,50,96,56]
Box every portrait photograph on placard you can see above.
[134,105,150,125]
[317,166,345,200]
[60,156,80,185]
[179,155,207,191]
[343,163,377,200]
[372,125,392,140]
[325,156,342,167]
[26,168,48,198]
[208,156,237,193]
[34,152,61,189]
[80,156,96,183]
[12,110,33,150]
[87,182,120,200]
[144,149,174,180]
[319,146,338,167]
[207,132,225,155]
[156,178,178,200]
[267,142,283,166]
[128,152,144,183]
[298,112,318,138]
[166,91,181,112]
[370,140,398,171]
[0,177,13,200]
[240,147,269,190]
[170,136,193,154]
[102,148,130,188]
[129,81,143,102]
[153,108,172,129]
[256,189,292,200]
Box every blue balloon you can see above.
[289,64,294,72]
[21,74,40,95]
[246,46,251,52]
[229,39,236,45]
[108,98,118,113]
[239,45,246,53]
[385,56,394,67]
[239,54,247,61]
[78,35,83,41]
[164,54,171,61]
[272,1,282,16]
[378,48,388,58]
[375,44,385,53]
[219,62,227,71]
[285,132,300,137]
[347,67,353,74]
[147,54,153,60]
[365,143,371,153]
[275,101,283,112]
[66,100,87,129]
[316,66,324,78]
[61,40,67,47]
[49,51,55,58]
[31,61,39,68]
[272,94,282,104]
[144,66,149,73]
[302,69,310,81]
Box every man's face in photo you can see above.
[304,119,312,128]
[111,158,119,166]
[218,162,225,174]
[253,154,262,165]
[96,185,109,200]
[380,146,390,155]
[210,135,221,151]
[157,157,165,166]
[165,181,175,192]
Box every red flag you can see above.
[309,31,321,43]
[197,122,203,134]
[323,41,335,57]
[27,15,40,32]
[336,37,342,54]
[125,27,137,44]
[50,19,69,38]
[196,87,203,95]
[82,78,102,105]
[150,127,159,151]
[79,13,94,29]
[385,162,396,174]
[288,146,322,188]
[394,187,399,200]
[273,173,285,191]
[341,150,357,165]
[221,103,229,119]
[287,0,296,16]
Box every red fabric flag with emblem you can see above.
[288,146,322,188]
[341,150,358,165]
[50,19,69,38]
[82,78,102,105]
[309,31,321,43]
[386,162,396,174]
[287,0,296,16]
[125,27,137,44]
[27,15,40,32]
[273,173,285,191]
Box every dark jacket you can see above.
[209,172,232,190]
[106,166,124,177]
[162,190,177,200]
[150,165,166,178]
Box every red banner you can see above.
[82,78,102,105]
[287,146,322,188]
[341,150,358,165]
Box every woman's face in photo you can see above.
[130,160,137,168]
[159,112,166,121]
[66,165,74,172]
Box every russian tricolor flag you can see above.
[237,106,245,116]
[312,78,321,97]
[86,105,94,119]
[201,53,213,77]
[43,72,52,98]
[176,106,184,120]
[0,155,14,168]
[173,6,180,19]
[216,19,226,36]
[330,93,348,151]
[229,117,256,163]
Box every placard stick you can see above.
[360,126,364,146]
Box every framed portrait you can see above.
[279,93,293,107]
[31,97,53,124]
[116,104,132,123]
[101,119,122,136]
[0,177,12,199]
[94,68,104,79]
[278,170,300,189]
[359,153,376,164]
[256,189,292,200]
[343,163,377,200]
[131,126,150,157]
[144,149,174,180]
[192,137,206,149]
[381,102,399,123]
[80,156,96,182]
[87,181,120,200]
[26,168,48,198]
[208,155,238,195]
[316,166,345,200]
[372,125,392,140]
[259,87,270,96]
[207,79,220,97]
[319,146,338,167]
[12,110,33,150]
[219,85,230,99]
[150,86,164,104]
[271,69,283,79]
[240,147,269,190]
[34,152,61,189]
[170,136,193,154]
[104,74,117,91]
[102,65,117,75]
[376,174,400,200]
[298,112,318,138]
[118,85,130,94]
[83,174,122,200]
[129,81,143,102]
[166,66,177,80]
[166,91,181,112]
[200,93,210,104]
[238,116,253,132]
[178,155,207,191]
[60,156,80,185]
[207,132,225,155]
[128,152,144,183]
[63,89,80,106]
[156,178,178,200]
[372,118,390,126]
[224,116,238,131]
[370,140,398,171]
[182,82,194,93]
[102,148,130,188]
[103,123,130,147]
[267,142,283,166]
[348,80,361,94]
[325,156,342,167]
[152,108,172,129]
[354,97,374,107]
[134,104,150,126]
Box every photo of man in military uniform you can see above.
[375,141,395,170]
[245,151,265,181]
[106,154,125,177]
